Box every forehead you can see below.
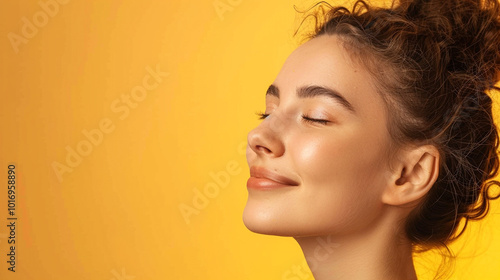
[275,35,369,94]
[273,35,386,119]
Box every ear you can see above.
[382,145,440,206]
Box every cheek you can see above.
[292,130,388,187]
[292,132,368,183]
[291,136,324,169]
[288,132,389,232]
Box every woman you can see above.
[242,0,500,279]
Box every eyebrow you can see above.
[266,84,355,112]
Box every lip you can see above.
[247,166,299,190]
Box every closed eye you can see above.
[256,112,330,125]
[301,114,330,125]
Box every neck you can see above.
[294,211,417,280]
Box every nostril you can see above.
[256,145,272,154]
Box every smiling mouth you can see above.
[247,166,299,190]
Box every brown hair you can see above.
[297,0,500,251]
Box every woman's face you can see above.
[243,35,396,237]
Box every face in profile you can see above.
[243,35,396,237]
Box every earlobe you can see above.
[382,145,440,206]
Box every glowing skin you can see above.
[244,34,393,236]
[243,35,423,280]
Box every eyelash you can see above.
[255,111,330,125]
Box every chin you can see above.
[242,201,304,236]
[242,216,292,236]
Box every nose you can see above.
[247,114,286,158]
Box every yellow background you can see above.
[0,0,499,279]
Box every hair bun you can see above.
[400,0,500,91]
